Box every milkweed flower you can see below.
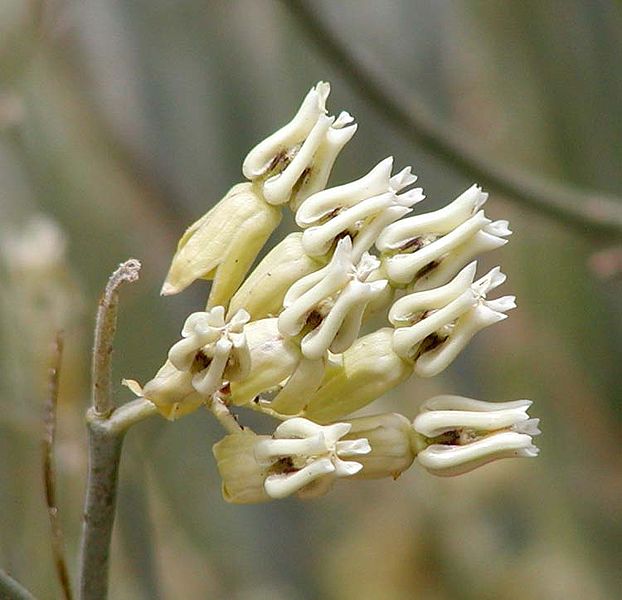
[413,396,540,476]
[243,82,357,207]
[128,80,540,504]
[213,417,371,503]
[377,184,510,288]
[296,157,424,259]
[278,236,388,360]
[390,262,515,376]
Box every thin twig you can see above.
[42,331,73,600]
[285,1,622,238]
[79,259,142,600]
[89,398,158,437]
[91,259,141,417]
[0,569,37,600]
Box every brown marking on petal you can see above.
[399,236,426,252]
[305,310,323,331]
[191,350,211,373]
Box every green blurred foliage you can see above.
[0,1,620,598]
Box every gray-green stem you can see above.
[78,260,145,600]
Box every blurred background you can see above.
[1,1,621,598]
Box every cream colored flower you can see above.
[278,236,388,360]
[213,417,371,502]
[296,157,424,259]
[168,306,250,396]
[413,396,540,476]
[390,262,515,376]
[377,184,510,287]
[243,82,356,207]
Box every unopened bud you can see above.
[161,183,281,307]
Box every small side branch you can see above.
[42,332,73,600]
[91,259,141,417]
[0,569,37,600]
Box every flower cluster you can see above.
[127,82,540,502]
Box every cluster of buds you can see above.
[127,82,540,503]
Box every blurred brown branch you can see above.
[286,1,622,238]
[42,331,73,600]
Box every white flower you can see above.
[254,417,371,499]
[377,184,510,286]
[296,157,424,259]
[168,306,251,396]
[390,262,515,376]
[243,82,356,207]
[278,236,388,360]
[413,396,540,476]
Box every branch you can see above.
[42,331,73,600]
[91,259,141,417]
[79,259,143,600]
[285,1,622,238]
[0,569,37,600]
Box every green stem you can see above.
[285,1,622,238]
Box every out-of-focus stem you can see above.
[0,569,37,600]
[286,1,622,238]
[42,332,73,600]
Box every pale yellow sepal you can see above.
[303,328,413,423]
[161,183,282,307]
[227,318,302,406]
[228,232,327,321]
[212,431,272,504]
[343,413,416,479]
[123,361,205,421]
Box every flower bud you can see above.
[123,361,204,421]
[389,263,515,376]
[161,183,281,307]
[343,413,416,479]
[243,82,356,207]
[413,396,540,476]
[213,417,371,503]
[227,318,302,406]
[296,157,424,260]
[212,430,272,504]
[303,328,413,424]
[278,236,388,360]
[228,232,327,321]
